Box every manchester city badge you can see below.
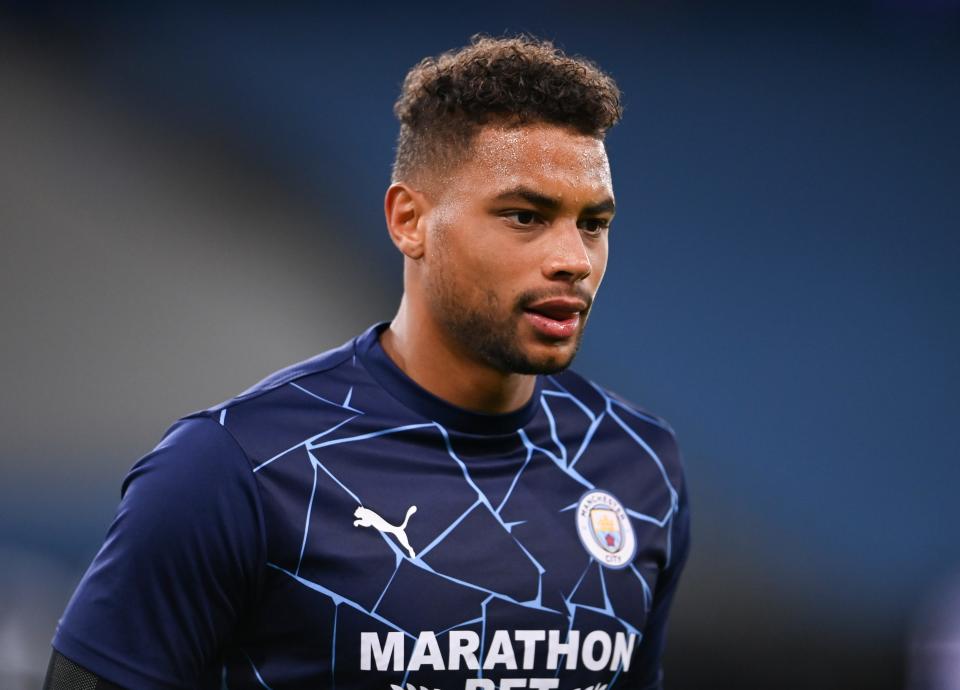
[575,490,636,568]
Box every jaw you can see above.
[508,318,586,373]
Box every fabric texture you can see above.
[53,323,689,690]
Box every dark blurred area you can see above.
[1,1,958,689]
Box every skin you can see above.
[381,122,615,415]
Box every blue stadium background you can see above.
[1,1,958,688]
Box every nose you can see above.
[542,221,592,282]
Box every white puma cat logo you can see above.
[353,505,418,558]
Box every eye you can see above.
[503,210,542,227]
[579,217,611,234]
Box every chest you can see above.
[240,420,670,689]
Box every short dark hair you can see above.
[392,34,623,185]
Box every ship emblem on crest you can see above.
[590,506,623,553]
[576,490,636,569]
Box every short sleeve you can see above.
[52,414,265,690]
[631,479,692,689]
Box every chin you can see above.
[519,345,578,375]
[468,322,584,376]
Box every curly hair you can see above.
[392,34,623,185]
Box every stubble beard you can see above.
[429,274,589,377]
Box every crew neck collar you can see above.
[355,322,543,435]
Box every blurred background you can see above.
[1,1,958,688]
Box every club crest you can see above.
[576,490,636,568]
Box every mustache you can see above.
[515,286,594,312]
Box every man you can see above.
[46,35,690,690]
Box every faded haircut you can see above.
[392,34,623,185]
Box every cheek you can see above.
[429,231,502,298]
[589,240,610,288]
[595,239,610,267]
[444,221,522,276]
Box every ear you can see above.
[384,182,428,260]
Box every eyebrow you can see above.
[583,198,616,216]
[493,186,616,215]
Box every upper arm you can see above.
[43,649,126,690]
[52,414,264,690]
[632,479,692,689]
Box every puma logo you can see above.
[353,505,418,559]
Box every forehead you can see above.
[456,123,613,200]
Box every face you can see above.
[419,123,614,375]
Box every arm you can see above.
[43,649,126,690]
[51,414,265,690]
[632,481,692,689]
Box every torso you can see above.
[219,324,684,690]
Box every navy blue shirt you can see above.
[54,323,689,690]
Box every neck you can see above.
[380,296,537,415]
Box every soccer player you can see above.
[45,35,690,690]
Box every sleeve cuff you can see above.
[52,626,192,690]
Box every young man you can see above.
[46,35,690,690]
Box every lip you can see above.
[523,297,588,340]
[524,310,581,339]
[524,297,589,316]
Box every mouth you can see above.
[522,297,588,340]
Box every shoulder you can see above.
[545,368,687,489]
[119,414,263,544]
[551,369,693,553]
[118,329,368,503]
[212,329,360,411]
[176,328,372,462]
[546,368,679,439]
[123,414,248,492]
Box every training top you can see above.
[53,322,690,690]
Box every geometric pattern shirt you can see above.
[53,322,689,690]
